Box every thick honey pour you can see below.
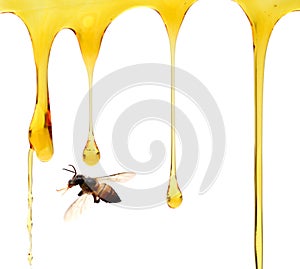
[233,1,300,268]
[0,0,196,266]
[27,148,34,266]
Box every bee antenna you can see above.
[68,164,77,174]
[63,164,77,175]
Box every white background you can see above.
[0,0,300,268]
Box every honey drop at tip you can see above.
[28,105,53,162]
[83,137,100,166]
[167,175,183,209]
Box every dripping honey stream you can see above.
[27,149,34,266]
[82,72,100,165]
[167,33,183,208]
[234,1,300,269]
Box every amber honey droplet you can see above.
[83,136,100,166]
[28,104,53,162]
[167,175,183,208]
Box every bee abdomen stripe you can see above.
[98,184,121,203]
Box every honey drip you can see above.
[27,149,34,266]
[83,73,100,165]
[233,1,300,268]
[167,39,183,208]
[83,134,100,165]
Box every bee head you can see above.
[62,165,84,189]
[68,175,84,188]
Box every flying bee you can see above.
[57,165,135,221]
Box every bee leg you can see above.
[78,190,83,196]
[93,194,100,203]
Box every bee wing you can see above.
[96,172,136,184]
[64,194,93,222]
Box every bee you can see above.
[57,165,135,221]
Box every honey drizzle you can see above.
[157,1,196,208]
[27,25,54,162]
[27,148,34,266]
[167,32,183,208]
[83,71,100,165]
[233,1,300,268]
[252,25,272,269]
[76,23,102,165]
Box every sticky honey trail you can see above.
[82,72,100,166]
[233,1,300,268]
[27,148,33,266]
[167,36,183,208]
[78,21,102,166]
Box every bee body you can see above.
[59,165,135,221]
[76,176,121,203]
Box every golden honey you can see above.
[27,148,34,266]
[233,1,300,268]
[82,52,100,166]
[167,53,183,208]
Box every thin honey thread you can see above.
[252,26,273,269]
[88,73,94,136]
[27,148,34,266]
[83,71,100,165]
[167,36,183,208]
[233,1,300,268]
